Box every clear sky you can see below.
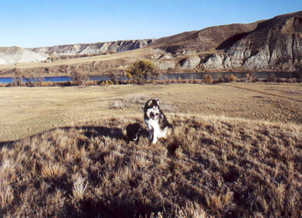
[0,0,301,48]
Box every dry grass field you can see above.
[0,83,301,142]
[0,83,302,217]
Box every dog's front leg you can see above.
[147,129,154,144]
[151,129,158,144]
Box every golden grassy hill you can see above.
[0,115,301,217]
[0,83,301,217]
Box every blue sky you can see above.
[0,0,301,47]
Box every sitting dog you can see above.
[143,99,173,144]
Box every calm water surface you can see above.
[0,72,299,84]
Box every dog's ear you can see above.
[156,98,160,105]
[146,99,152,107]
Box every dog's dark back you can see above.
[125,123,149,143]
[125,123,142,143]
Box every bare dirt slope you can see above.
[151,22,259,54]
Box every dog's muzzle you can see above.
[150,112,159,119]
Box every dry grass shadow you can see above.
[0,115,301,217]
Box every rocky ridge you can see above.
[0,40,153,65]
[0,47,48,65]
[31,39,153,57]
[200,11,302,71]
[153,11,302,72]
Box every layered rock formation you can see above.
[201,11,302,71]
[0,40,153,65]
[31,39,153,57]
[151,11,302,73]
[0,47,47,65]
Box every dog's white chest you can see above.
[145,118,167,143]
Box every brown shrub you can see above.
[71,71,89,86]
[100,80,114,86]
[266,73,277,82]
[203,74,213,84]
[224,73,238,82]
[125,60,158,84]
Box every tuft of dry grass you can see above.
[0,182,14,209]
[0,115,301,217]
[72,175,88,201]
[41,162,66,179]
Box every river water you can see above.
[0,72,299,84]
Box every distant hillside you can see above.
[0,46,47,65]
[0,40,153,66]
[31,39,153,57]
[202,11,302,71]
[0,11,301,75]
[151,22,259,54]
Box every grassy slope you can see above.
[0,83,301,217]
[0,115,301,217]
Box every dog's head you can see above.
[144,99,160,120]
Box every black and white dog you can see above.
[143,99,173,144]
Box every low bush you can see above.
[203,74,213,84]
[100,80,114,86]
[266,73,277,82]
[223,73,238,82]
[125,60,158,84]
[71,71,89,86]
